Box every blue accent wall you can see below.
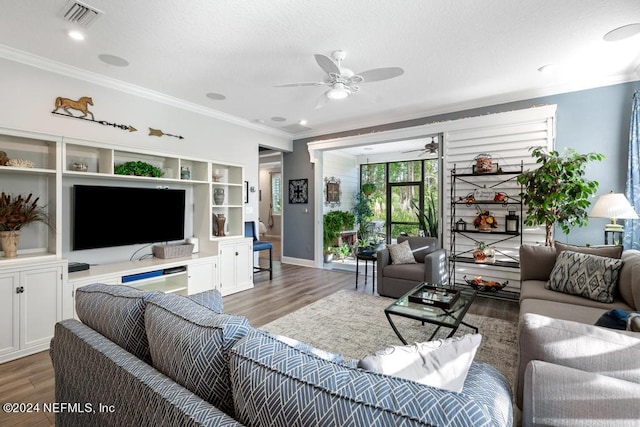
[287,81,640,259]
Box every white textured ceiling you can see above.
[0,0,639,139]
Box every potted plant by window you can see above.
[352,190,375,253]
[517,146,603,246]
[361,182,376,196]
[0,192,51,257]
[323,210,355,263]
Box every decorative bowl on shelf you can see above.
[464,275,508,292]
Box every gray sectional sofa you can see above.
[51,283,513,427]
[517,243,640,427]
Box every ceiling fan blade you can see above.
[274,81,327,88]
[314,92,330,109]
[400,148,424,154]
[315,54,340,76]
[357,67,404,82]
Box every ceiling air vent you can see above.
[59,1,103,27]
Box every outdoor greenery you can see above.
[361,159,438,239]
[352,190,374,246]
[322,210,354,253]
[517,146,604,246]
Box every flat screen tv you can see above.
[73,185,186,250]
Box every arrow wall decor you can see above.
[51,96,183,139]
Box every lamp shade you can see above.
[589,192,639,220]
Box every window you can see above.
[271,172,282,214]
[360,159,439,240]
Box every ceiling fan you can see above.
[275,50,404,109]
[402,137,439,156]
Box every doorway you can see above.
[258,149,283,261]
[360,157,440,244]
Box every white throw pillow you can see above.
[357,334,482,392]
[387,240,417,265]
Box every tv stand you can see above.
[64,253,218,319]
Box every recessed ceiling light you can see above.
[206,92,226,100]
[604,23,640,42]
[68,30,85,41]
[537,64,559,74]
[298,119,307,125]
[98,54,129,67]
[271,116,286,122]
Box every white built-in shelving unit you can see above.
[0,127,252,363]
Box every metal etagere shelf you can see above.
[449,162,524,301]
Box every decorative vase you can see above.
[215,214,226,237]
[214,188,225,205]
[477,224,492,232]
[0,230,21,258]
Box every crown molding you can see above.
[0,44,292,139]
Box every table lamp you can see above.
[588,191,638,233]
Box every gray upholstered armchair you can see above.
[377,236,448,298]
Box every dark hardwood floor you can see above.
[0,261,519,426]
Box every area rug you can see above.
[262,289,518,387]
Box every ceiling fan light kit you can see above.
[327,83,350,100]
[276,49,404,108]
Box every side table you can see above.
[355,252,377,293]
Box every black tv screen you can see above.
[73,185,186,250]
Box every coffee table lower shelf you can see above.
[384,282,479,345]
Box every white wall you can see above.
[0,57,292,263]
[322,151,358,215]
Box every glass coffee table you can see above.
[384,282,478,344]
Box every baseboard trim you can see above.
[281,256,316,268]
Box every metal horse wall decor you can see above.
[51,96,183,139]
[52,96,136,132]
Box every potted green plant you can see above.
[517,146,604,246]
[323,210,354,262]
[0,192,51,257]
[114,161,164,177]
[361,182,376,196]
[352,190,374,251]
[411,195,439,238]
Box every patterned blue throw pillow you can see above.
[547,250,623,303]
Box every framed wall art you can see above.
[324,176,341,207]
[288,178,308,204]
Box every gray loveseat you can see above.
[51,283,513,426]
[517,243,640,426]
[377,236,448,298]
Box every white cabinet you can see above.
[188,258,216,294]
[0,262,64,363]
[0,272,19,358]
[218,238,253,296]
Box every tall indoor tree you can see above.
[517,146,604,246]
